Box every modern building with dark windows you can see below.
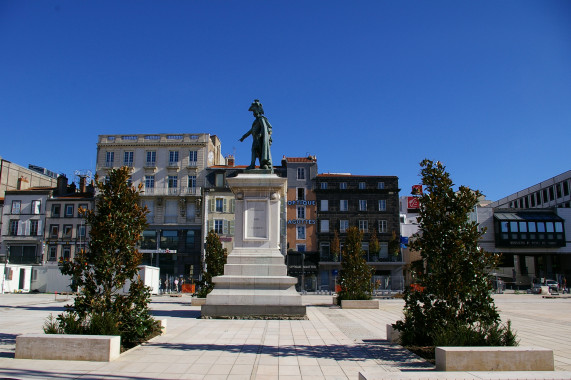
[476,170,571,289]
[315,174,402,292]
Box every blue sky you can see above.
[1,1,570,201]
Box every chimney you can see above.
[226,155,235,167]
[79,176,87,193]
[57,175,68,195]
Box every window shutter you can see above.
[209,199,215,212]
[208,219,213,232]
[230,199,235,213]
[223,198,228,213]
[229,220,235,236]
[223,220,228,235]
[37,220,43,236]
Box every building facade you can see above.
[476,170,571,288]
[315,174,402,291]
[0,157,58,198]
[95,133,224,281]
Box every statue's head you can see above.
[249,99,264,116]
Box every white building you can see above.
[95,133,224,282]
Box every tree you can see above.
[369,229,380,259]
[337,226,373,302]
[331,230,340,261]
[53,167,160,349]
[197,230,227,297]
[394,160,513,347]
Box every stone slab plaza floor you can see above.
[0,293,570,379]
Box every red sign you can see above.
[407,197,420,209]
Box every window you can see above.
[146,151,156,166]
[378,182,385,189]
[320,242,330,257]
[63,225,73,238]
[145,175,155,189]
[320,200,329,211]
[359,220,368,232]
[556,184,562,199]
[51,204,61,217]
[78,225,86,238]
[160,230,179,250]
[359,200,367,211]
[321,220,329,233]
[378,200,386,211]
[169,151,179,165]
[168,175,178,188]
[105,151,114,166]
[79,204,88,212]
[215,198,224,213]
[340,200,348,211]
[214,219,224,234]
[188,175,197,188]
[380,242,389,258]
[359,182,366,189]
[11,201,21,214]
[320,182,328,189]
[65,204,74,217]
[296,226,306,240]
[340,220,349,233]
[339,182,347,190]
[30,220,39,236]
[297,167,305,180]
[48,246,57,261]
[62,246,71,260]
[32,200,41,214]
[297,188,305,200]
[123,151,134,167]
[9,220,19,236]
[164,200,178,223]
[379,220,388,233]
[549,186,554,201]
[50,225,59,238]
[297,206,305,219]
[215,173,224,187]
[189,150,198,166]
[296,244,306,252]
[564,181,570,197]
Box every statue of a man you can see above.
[240,99,273,171]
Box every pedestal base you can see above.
[201,305,307,319]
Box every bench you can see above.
[359,370,571,380]
[15,334,121,361]
[435,346,554,371]
[340,299,379,309]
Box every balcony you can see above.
[167,161,180,168]
[141,186,201,197]
[319,252,403,263]
[187,161,198,169]
[145,161,156,168]
[104,162,114,168]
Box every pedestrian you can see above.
[164,279,168,294]
[174,278,179,293]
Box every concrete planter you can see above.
[386,324,401,343]
[16,334,121,361]
[340,299,379,309]
[191,297,206,306]
[435,346,554,371]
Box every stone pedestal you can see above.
[201,173,306,319]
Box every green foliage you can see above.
[394,159,509,347]
[331,230,340,261]
[337,226,373,302]
[431,320,518,347]
[52,167,160,349]
[197,230,227,298]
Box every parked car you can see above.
[546,280,559,293]
[529,283,543,294]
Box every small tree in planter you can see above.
[388,230,400,261]
[196,230,227,298]
[47,167,160,350]
[337,226,374,303]
[369,229,380,262]
[331,230,340,262]
[394,159,516,351]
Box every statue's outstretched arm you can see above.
[240,129,252,142]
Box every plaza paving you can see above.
[0,293,570,379]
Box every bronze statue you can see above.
[240,99,273,172]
